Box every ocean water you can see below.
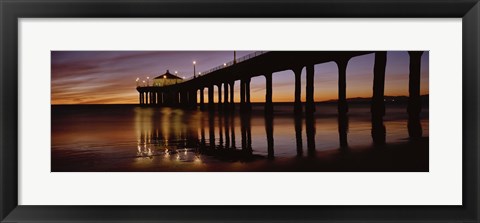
[51,103,429,172]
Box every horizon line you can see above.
[51,94,429,106]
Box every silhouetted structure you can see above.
[306,112,316,157]
[371,52,387,144]
[408,51,424,139]
[137,51,426,141]
[294,115,303,157]
[265,109,274,159]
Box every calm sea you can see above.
[51,103,429,172]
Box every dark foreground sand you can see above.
[52,137,428,172]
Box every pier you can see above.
[136,51,425,141]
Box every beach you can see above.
[52,103,429,172]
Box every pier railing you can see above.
[184,51,268,81]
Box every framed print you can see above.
[1,0,479,222]
[49,50,430,172]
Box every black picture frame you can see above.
[1,0,479,222]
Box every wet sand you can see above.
[52,137,428,172]
[52,103,428,172]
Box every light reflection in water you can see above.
[51,104,429,171]
[132,104,428,162]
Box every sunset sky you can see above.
[51,51,429,104]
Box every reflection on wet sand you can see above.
[265,109,274,159]
[306,111,317,157]
[294,113,303,157]
[132,102,427,169]
[338,111,349,149]
[51,104,428,172]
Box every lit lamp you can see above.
[142,80,146,87]
[146,76,149,86]
[223,63,226,67]
[136,77,139,87]
[193,61,196,78]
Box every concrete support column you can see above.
[200,88,205,110]
[164,92,169,106]
[240,79,245,110]
[245,78,251,111]
[217,84,222,111]
[306,64,315,113]
[171,92,176,106]
[174,92,179,106]
[293,67,303,113]
[265,73,273,112]
[208,85,214,110]
[172,92,177,106]
[372,52,387,114]
[229,82,235,110]
[223,83,229,110]
[181,91,188,107]
[171,92,175,106]
[336,59,349,114]
[190,90,197,108]
[146,92,150,105]
[177,92,182,106]
[372,51,387,144]
[139,92,143,105]
[408,51,424,138]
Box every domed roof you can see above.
[153,70,182,80]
